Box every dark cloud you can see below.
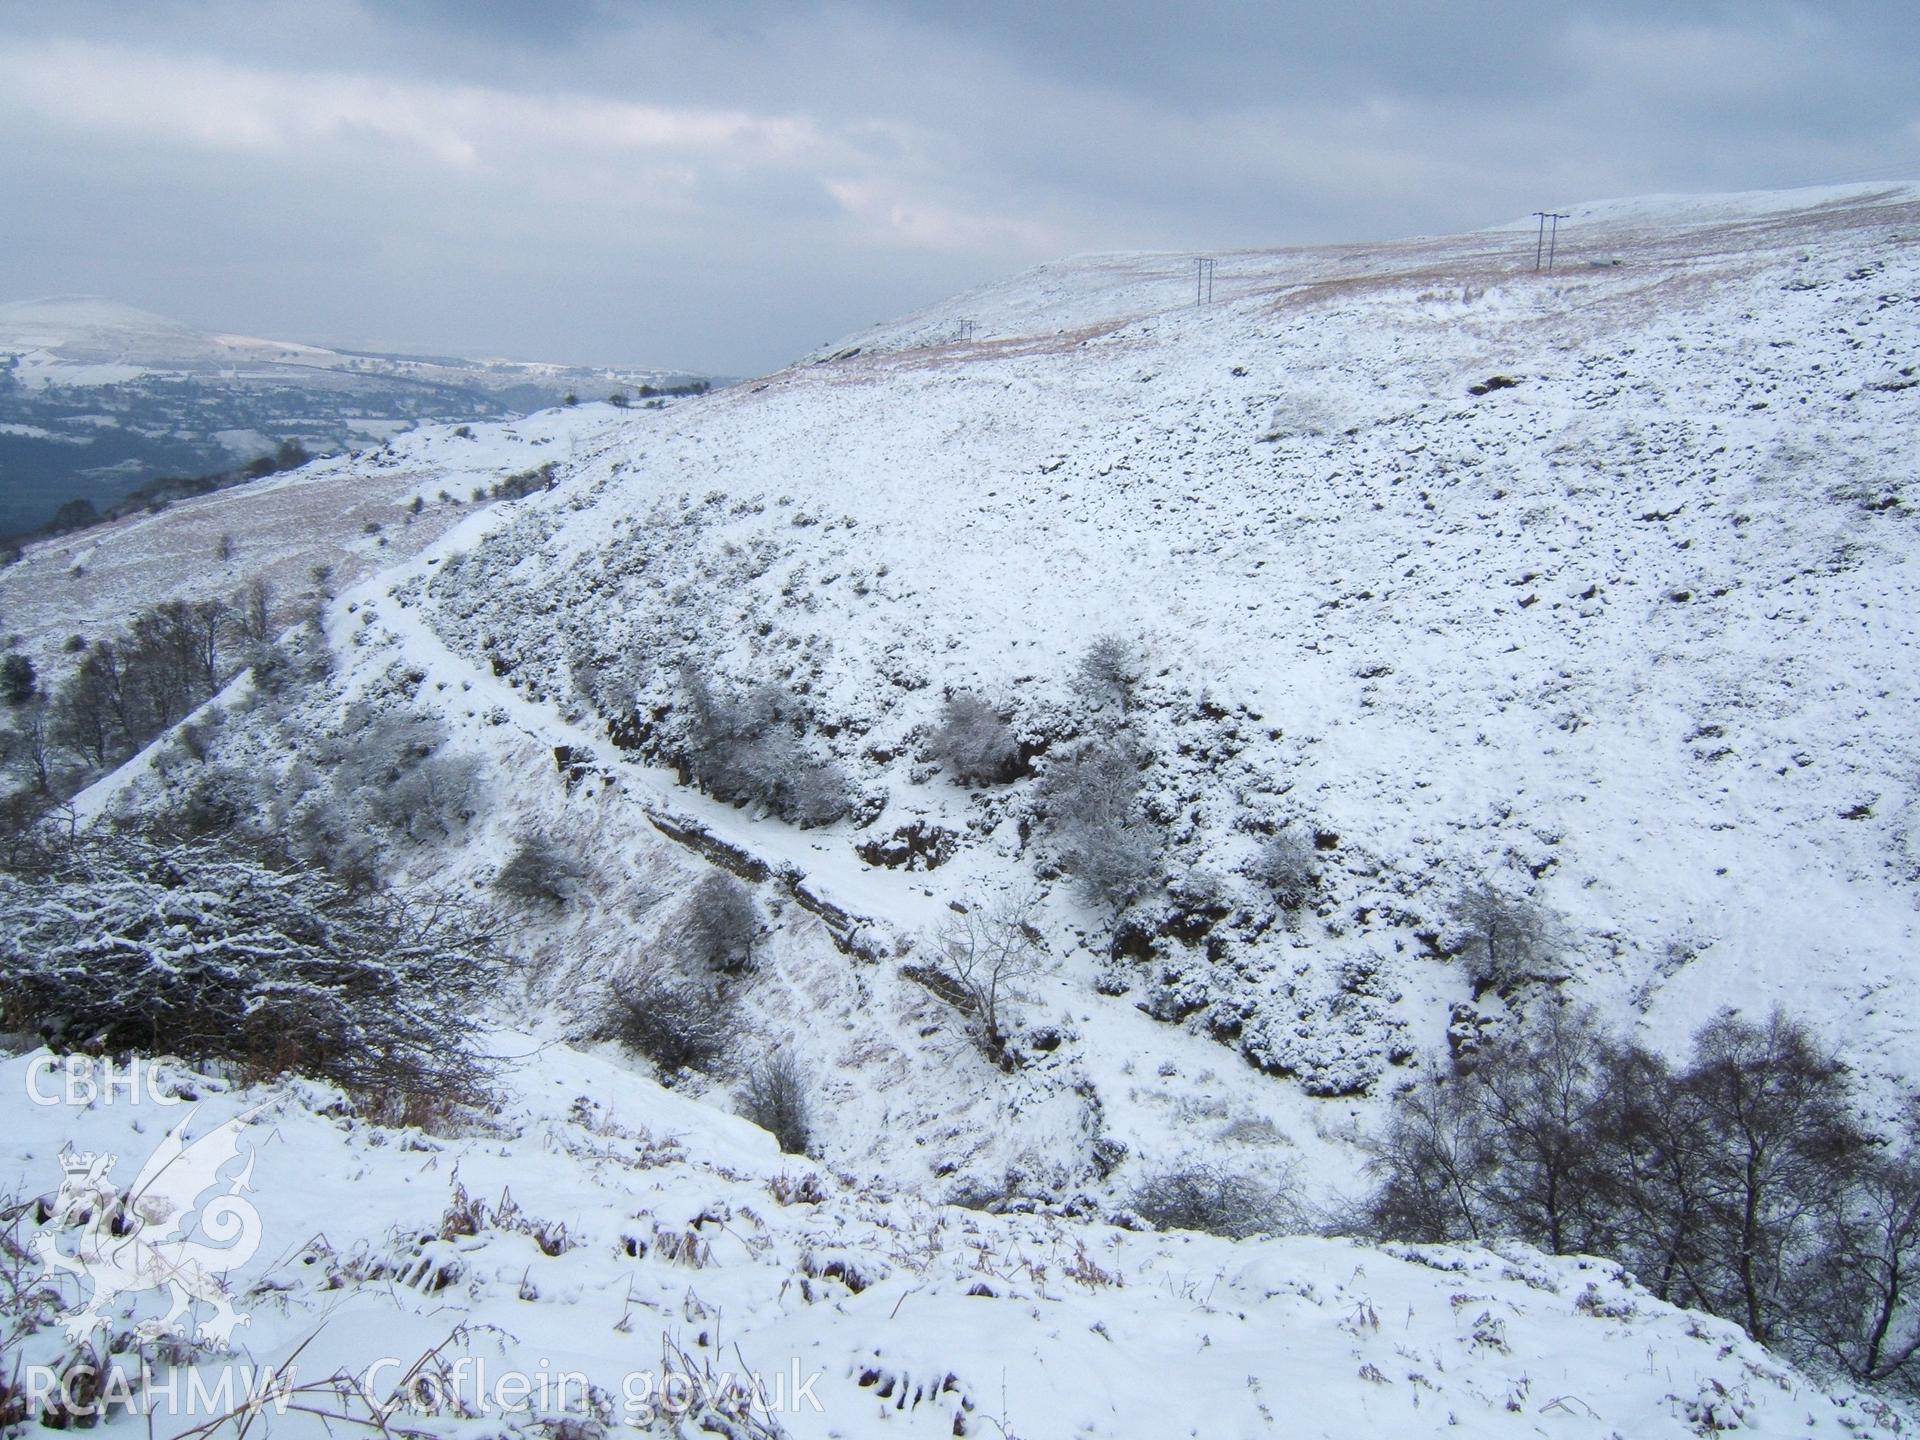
[0,2,1913,375]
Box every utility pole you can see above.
[1532,212,1569,272]
[1195,256,1216,305]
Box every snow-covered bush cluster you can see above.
[416,496,1411,1095]
[604,963,736,1075]
[676,663,856,826]
[923,690,1022,785]
[0,832,496,1099]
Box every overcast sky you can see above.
[1,1,1915,376]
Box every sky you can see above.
[1,1,1915,377]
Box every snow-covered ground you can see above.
[4,1048,1899,1440]
[378,180,1918,1099]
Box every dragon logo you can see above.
[33,1105,265,1344]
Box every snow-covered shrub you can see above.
[925,691,1021,786]
[0,834,495,1099]
[1448,881,1560,989]
[1127,1160,1304,1239]
[282,784,388,893]
[1072,634,1147,713]
[1249,827,1318,910]
[331,705,481,843]
[168,762,257,838]
[1036,737,1165,911]
[244,621,332,703]
[673,872,761,974]
[677,666,851,826]
[608,966,735,1075]
[735,1051,811,1154]
[494,832,585,910]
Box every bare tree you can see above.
[736,1050,812,1154]
[1471,1004,1613,1255]
[1784,1118,1920,1386]
[49,655,117,770]
[234,575,273,645]
[1448,880,1560,990]
[3,704,55,795]
[1365,1062,1495,1243]
[937,890,1049,1058]
[1682,1010,1865,1343]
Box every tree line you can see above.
[1368,1004,1920,1392]
[4,578,275,800]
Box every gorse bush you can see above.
[1,653,35,706]
[0,833,496,1099]
[608,965,735,1075]
[1249,828,1318,910]
[1072,634,1146,713]
[925,691,1021,786]
[1367,1005,1920,1394]
[494,832,585,909]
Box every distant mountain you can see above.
[0,296,716,538]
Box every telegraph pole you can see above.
[1195,256,1216,305]
[1533,212,1568,272]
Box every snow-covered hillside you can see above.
[45,181,1916,1227]
[406,182,1918,1087]
[13,180,1920,1436]
[0,404,635,693]
[79,183,1920,1183]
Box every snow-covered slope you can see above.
[83,182,1920,1200]
[4,1048,1897,1440]
[390,182,1918,1074]
[19,181,1920,1438]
